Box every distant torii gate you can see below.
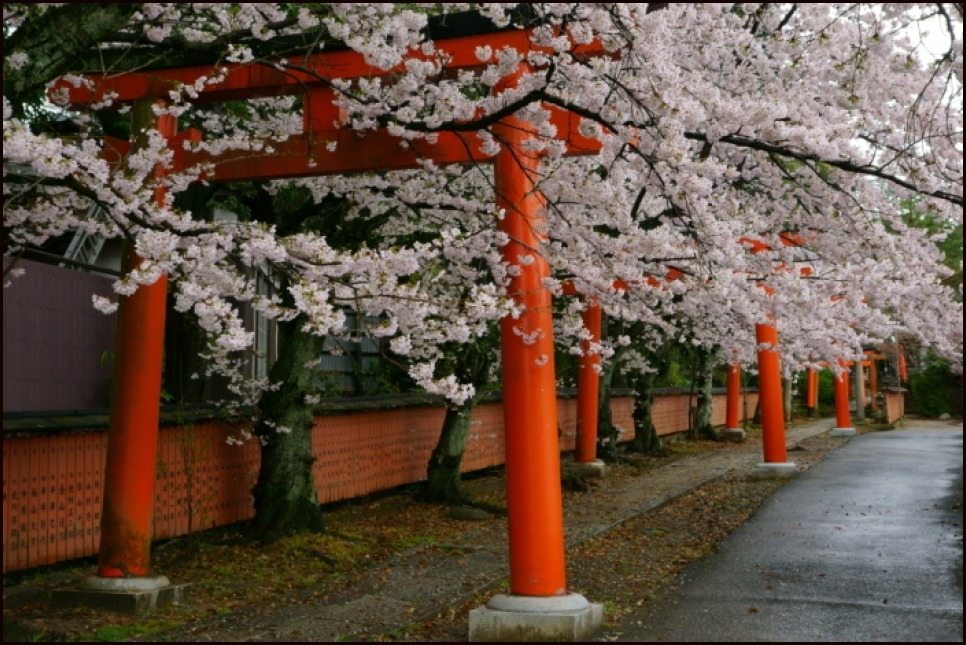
[62,22,791,637]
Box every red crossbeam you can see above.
[61,27,610,179]
[58,30,608,107]
[103,104,600,180]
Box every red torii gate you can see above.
[64,26,610,637]
[728,234,815,475]
[60,22,803,635]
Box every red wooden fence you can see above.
[883,389,906,425]
[3,390,758,574]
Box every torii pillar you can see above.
[722,363,746,440]
[469,105,602,641]
[831,359,856,436]
[568,298,607,478]
[805,368,818,417]
[56,101,189,613]
[751,323,797,479]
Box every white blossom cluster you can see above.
[3,3,963,417]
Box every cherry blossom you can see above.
[2,3,962,408]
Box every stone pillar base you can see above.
[53,576,190,615]
[750,462,799,480]
[720,427,746,441]
[830,427,857,437]
[563,459,607,478]
[469,593,603,642]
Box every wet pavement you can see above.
[608,420,963,642]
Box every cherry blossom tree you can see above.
[4,3,963,534]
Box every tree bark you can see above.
[596,328,630,463]
[692,347,720,441]
[853,362,866,421]
[250,315,325,543]
[419,396,481,504]
[419,325,499,506]
[627,368,666,455]
[783,376,794,423]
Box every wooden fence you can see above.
[883,388,906,425]
[3,389,758,574]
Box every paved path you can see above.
[609,419,963,642]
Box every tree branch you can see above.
[684,132,963,206]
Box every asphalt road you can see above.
[611,420,963,643]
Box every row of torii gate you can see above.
[61,23,880,640]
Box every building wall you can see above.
[3,260,117,412]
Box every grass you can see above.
[391,534,437,548]
[90,621,177,642]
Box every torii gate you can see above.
[64,25,609,639]
[61,20,793,638]
[725,234,817,477]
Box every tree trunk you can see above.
[783,376,793,423]
[417,325,499,506]
[596,342,629,464]
[419,397,480,504]
[627,369,665,455]
[692,348,719,441]
[853,362,866,421]
[250,316,325,543]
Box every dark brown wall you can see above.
[3,259,117,411]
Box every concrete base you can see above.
[749,462,799,480]
[563,459,607,478]
[469,593,603,642]
[53,576,190,614]
[720,427,746,442]
[830,427,857,437]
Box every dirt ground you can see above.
[3,426,848,642]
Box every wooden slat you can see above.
[2,393,752,573]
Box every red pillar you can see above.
[834,360,853,430]
[806,368,818,416]
[755,323,788,463]
[493,115,567,597]
[575,299,601,463]
[867,355,879,413]
[96,104,174,578]
[725,363,742,430]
